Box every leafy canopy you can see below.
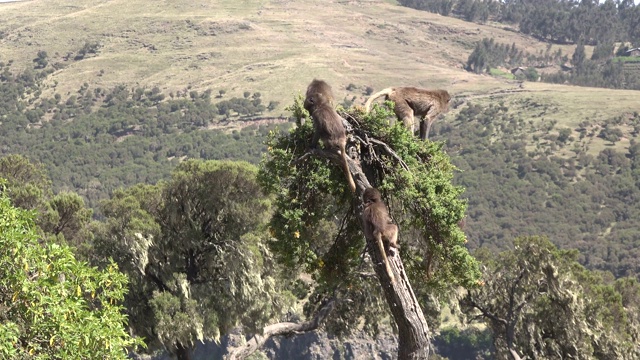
[464,236,640,359]
[0,182,142,359]
[94,160,294,356]
[258,96,480,334]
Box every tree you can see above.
[267,100,279,112]
[572,40,587,68]
[461,236,640,360]
[524,67,539,82]
[42,192,93,246]
[433,327,494,360]
[557,127,572,144]
[591,41,615,62]
[467,41,489,73]
[33,50,48,69]
[243,96,480,359]
[0,154,52,211]
[598,125,624,144]
[0,184,142,358]
[0,155,93,248]
[93,160,293,360]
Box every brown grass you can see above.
[1,0,638,143]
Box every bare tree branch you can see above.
[465,296,509,327]
[224,298,337,360]
[368,138,410,171]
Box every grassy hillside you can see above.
[1,0,634,113]
[2,0,640,268]
[2,0,637,145]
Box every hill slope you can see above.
[2,0,640,276]
[1,0,636,116]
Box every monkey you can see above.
[304,79,357,193]
[364,87,451,140]
[362,187,398,283]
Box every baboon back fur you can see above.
[304,79,356,193]
[365,86,451,140]
[363,187,398,283]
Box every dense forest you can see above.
[0,58,288,209]
[465,36,640,89]
[402,0,640,90]
[399,0,640,46]
[431,101,640,278]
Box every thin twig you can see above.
[369,138,410,171]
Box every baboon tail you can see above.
[364,87,395,113]
[342,153,357,193]
[376,236,395,284]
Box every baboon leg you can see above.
[402,116,415,134]
[387,224,399,250]
[375,232,395,283]
[420,106,440,140]
[394,101,415,134]
[419,118,435,141]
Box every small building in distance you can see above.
[625,48,640,57]
[510,67,526,77]
[561,63,573,71]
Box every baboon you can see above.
[304,79,356,193]
[362,187,398,283]
[364,87,451,140]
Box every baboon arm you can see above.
[310,131,320,148]
[419,106,439,140]
[375,232,395,284]
[394,100,415,133]
[386,223,398,248]
[364,87,394,112]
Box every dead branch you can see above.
[368,138,410,171]
[224,298,337,360]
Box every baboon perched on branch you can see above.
[304,79,357,193]
[365,87,451,140]
[362,187,399,283]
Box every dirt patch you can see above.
[207,116,290,130]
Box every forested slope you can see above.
[2,0,640,358]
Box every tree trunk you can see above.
[352,158,431,359]
[175,341,192,360]
[366,234,430,359]
[226,135,432,359]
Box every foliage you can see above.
[0,185,142,358]
[93,160,294,359]
[433,327,493,360]
[257,96,480,335]
[462,236,640,359]
[0,154,93,250]
[0,154,52,212]
[400,0,640,46]
[0,59,290,210]
[438,102,640,278]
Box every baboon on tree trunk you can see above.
[362,187,399,283]
[304,79,356,193]
[365,87,451,140]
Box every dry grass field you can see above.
[1,0,638,153]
